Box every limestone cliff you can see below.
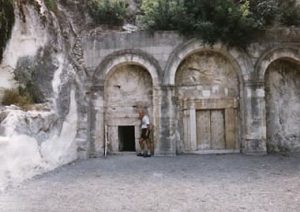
[0,0,88,191]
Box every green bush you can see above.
[87,0,127,25]
[0,0,15,63]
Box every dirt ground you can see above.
[0,153,300,212]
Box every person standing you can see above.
[137,110,151,157]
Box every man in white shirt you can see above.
[137,109,152,157]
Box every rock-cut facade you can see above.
[73,29,300,157]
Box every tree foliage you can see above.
[140,0,300,48]
[140,0,185,30]
[278,0,300,26]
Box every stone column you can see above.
[74,83,90,160]
[157,85,177,156]
[243,81,267,155]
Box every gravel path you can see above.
[0,153,300,212]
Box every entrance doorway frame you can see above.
[164,41,248,154]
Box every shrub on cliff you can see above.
[140,0,261,47]
[1,81,44,109]
[0,0,15,63]
[44,0,57,12]
[87,0,127,25]
[140,0,300,48]
[139,0,185,30]
[2,88,33,108]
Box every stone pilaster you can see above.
[88,84,105,157]
[157,85,177,156]
[242,81,267,155]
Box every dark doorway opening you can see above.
[118,126,135,151]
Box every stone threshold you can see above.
[187,149,241,155]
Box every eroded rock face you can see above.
[0,88,78,191]
[0,0,83,190]
[265,59,300,152]
[14,48,59,102]
[0,106,59,142]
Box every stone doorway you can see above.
[118,126,135,151]
[175,51,240,153]
[104,64,153,153]
[265,59,300,152]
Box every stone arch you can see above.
[164,39,252,85]
[91,50,161,155]
[93,49,162,87]
[256,47,300,81]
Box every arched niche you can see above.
[256,47,300,81]
[265,59,300,152]
[104,64,154,153]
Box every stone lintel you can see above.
[181,98,238,110]
[161,85,176,90]
[244,81,265,87]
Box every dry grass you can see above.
[1,89,33,109]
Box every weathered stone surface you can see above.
[176,52,238,99]
[265,59,300,152]
[196,110,210,150]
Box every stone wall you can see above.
[75,28,300,157]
